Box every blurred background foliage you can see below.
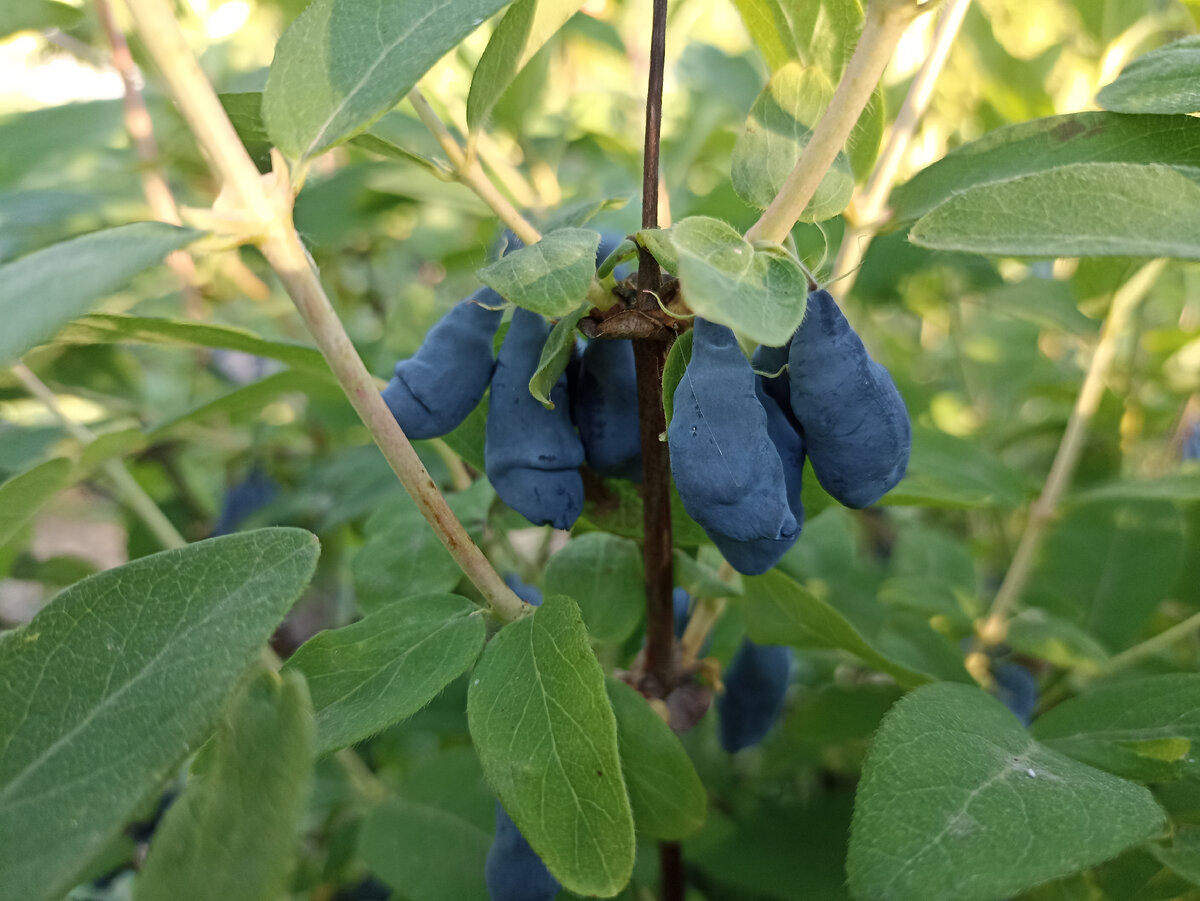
[2,0,1200,898]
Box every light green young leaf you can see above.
[1098,36,1200,115]
[544,532,645,644]
[890,112,1200,224]
[729,0,861,74]
[1035,499,1184,651]
[742,568,930,688]
[0,528,319,901]
[0,0,81,38]
[635,227,679,274]
[478,227,601,317]
[54,313,328,372]
[285,594,486,754]
[263,0,510,160]
[910,162,1200,260]
[134,667,316,901]
[606,679,706,840]
[0,458,71,546]
[467,595,635,897]
[671,217,809,347]
[732,61,853,219]
[529,303,587,408]
[360,797,491,901]
[847,683,1166,901]
[352,481,493,613]
[1004,608,1110,674]
[0,223,200,365]
[674,549,740,600]
[661,328,693,426]
[468,0,585,131]
[1031,674,1200,782]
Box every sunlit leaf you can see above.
[1098,36,1200,115]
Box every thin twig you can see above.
[12,363,187,551]
[407,89,542,246]
[122,0,527,624]
[745,0,931,245]
[833,0,971,294]
[978,259,1167,646]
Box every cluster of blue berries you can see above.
[669,290,911,576]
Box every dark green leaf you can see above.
[1098,36,1200,115]
[1032,675,1200,782]
[0,223,201,365]
[478,227,601,317]
[263,0,511,160]
[911,162,1200,261]
[661,328,693,427]
[890,112,1200,224]
[884,427,1033,508]
[580,475,709,548]
[742,568,931,688]
[606,679,706,840]
[529,303,587,408]
[285,594,486,754]
[218,93,273,173]
[0,529,319,901]
[0,458,71,546]
[848,683,1166,901]
[134,667,315,901]
[544,532,645,644]
[467,595,635,896]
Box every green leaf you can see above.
[478,227,601,317]
[1068,469,1200,504]
[730,0,861,74]
[134,667,315,901]
[661,328,693,426]
[360,797,491,901]
[674,549,740,600]
[890,112,1200,224]
[911,162,1200,261]
[606,679,706,840]
[1032,675,1200,782]
[847,683,1167,901]
[0,458,71,546]
[54,313,329,373]
[467,595,635,896]
[670,217,810,346]
[1149,827,1200,887]
[544,532,645,644]
[529,303,587,408]
[352,481,492,613]
[732,61,853,220]
[218,92,273,173]
[635,227,679,274]
[1034,499,1184,650]
[443,396,489,473]
[263,0,510,160]
[0,0,81,37]
[285,594,486,754]
[598,238,636,279]
[1004,608,1110,674]
[884,427,1033,509]
[467,0,585,131]
[0,223,201,365]
[0,529,319,901]
[1098,36,1200,115]
[741,568,931,688]
[580,475,710,548]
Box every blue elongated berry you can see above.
[673,586,692,638]
[1183,419,1200,461]
[787,290,910,509]
[668,319,799,575]
[717,639,792,752]
[504,572,543,607]
[752,348,806,524]
[211,468,277,537]
[993,661,1038,727]
[485,803,560,901]
[381,286,504,439]
[573,337,643,481]
[486,307,586,529]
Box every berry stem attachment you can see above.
[122,0,528,624]
[744,0,934,245]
